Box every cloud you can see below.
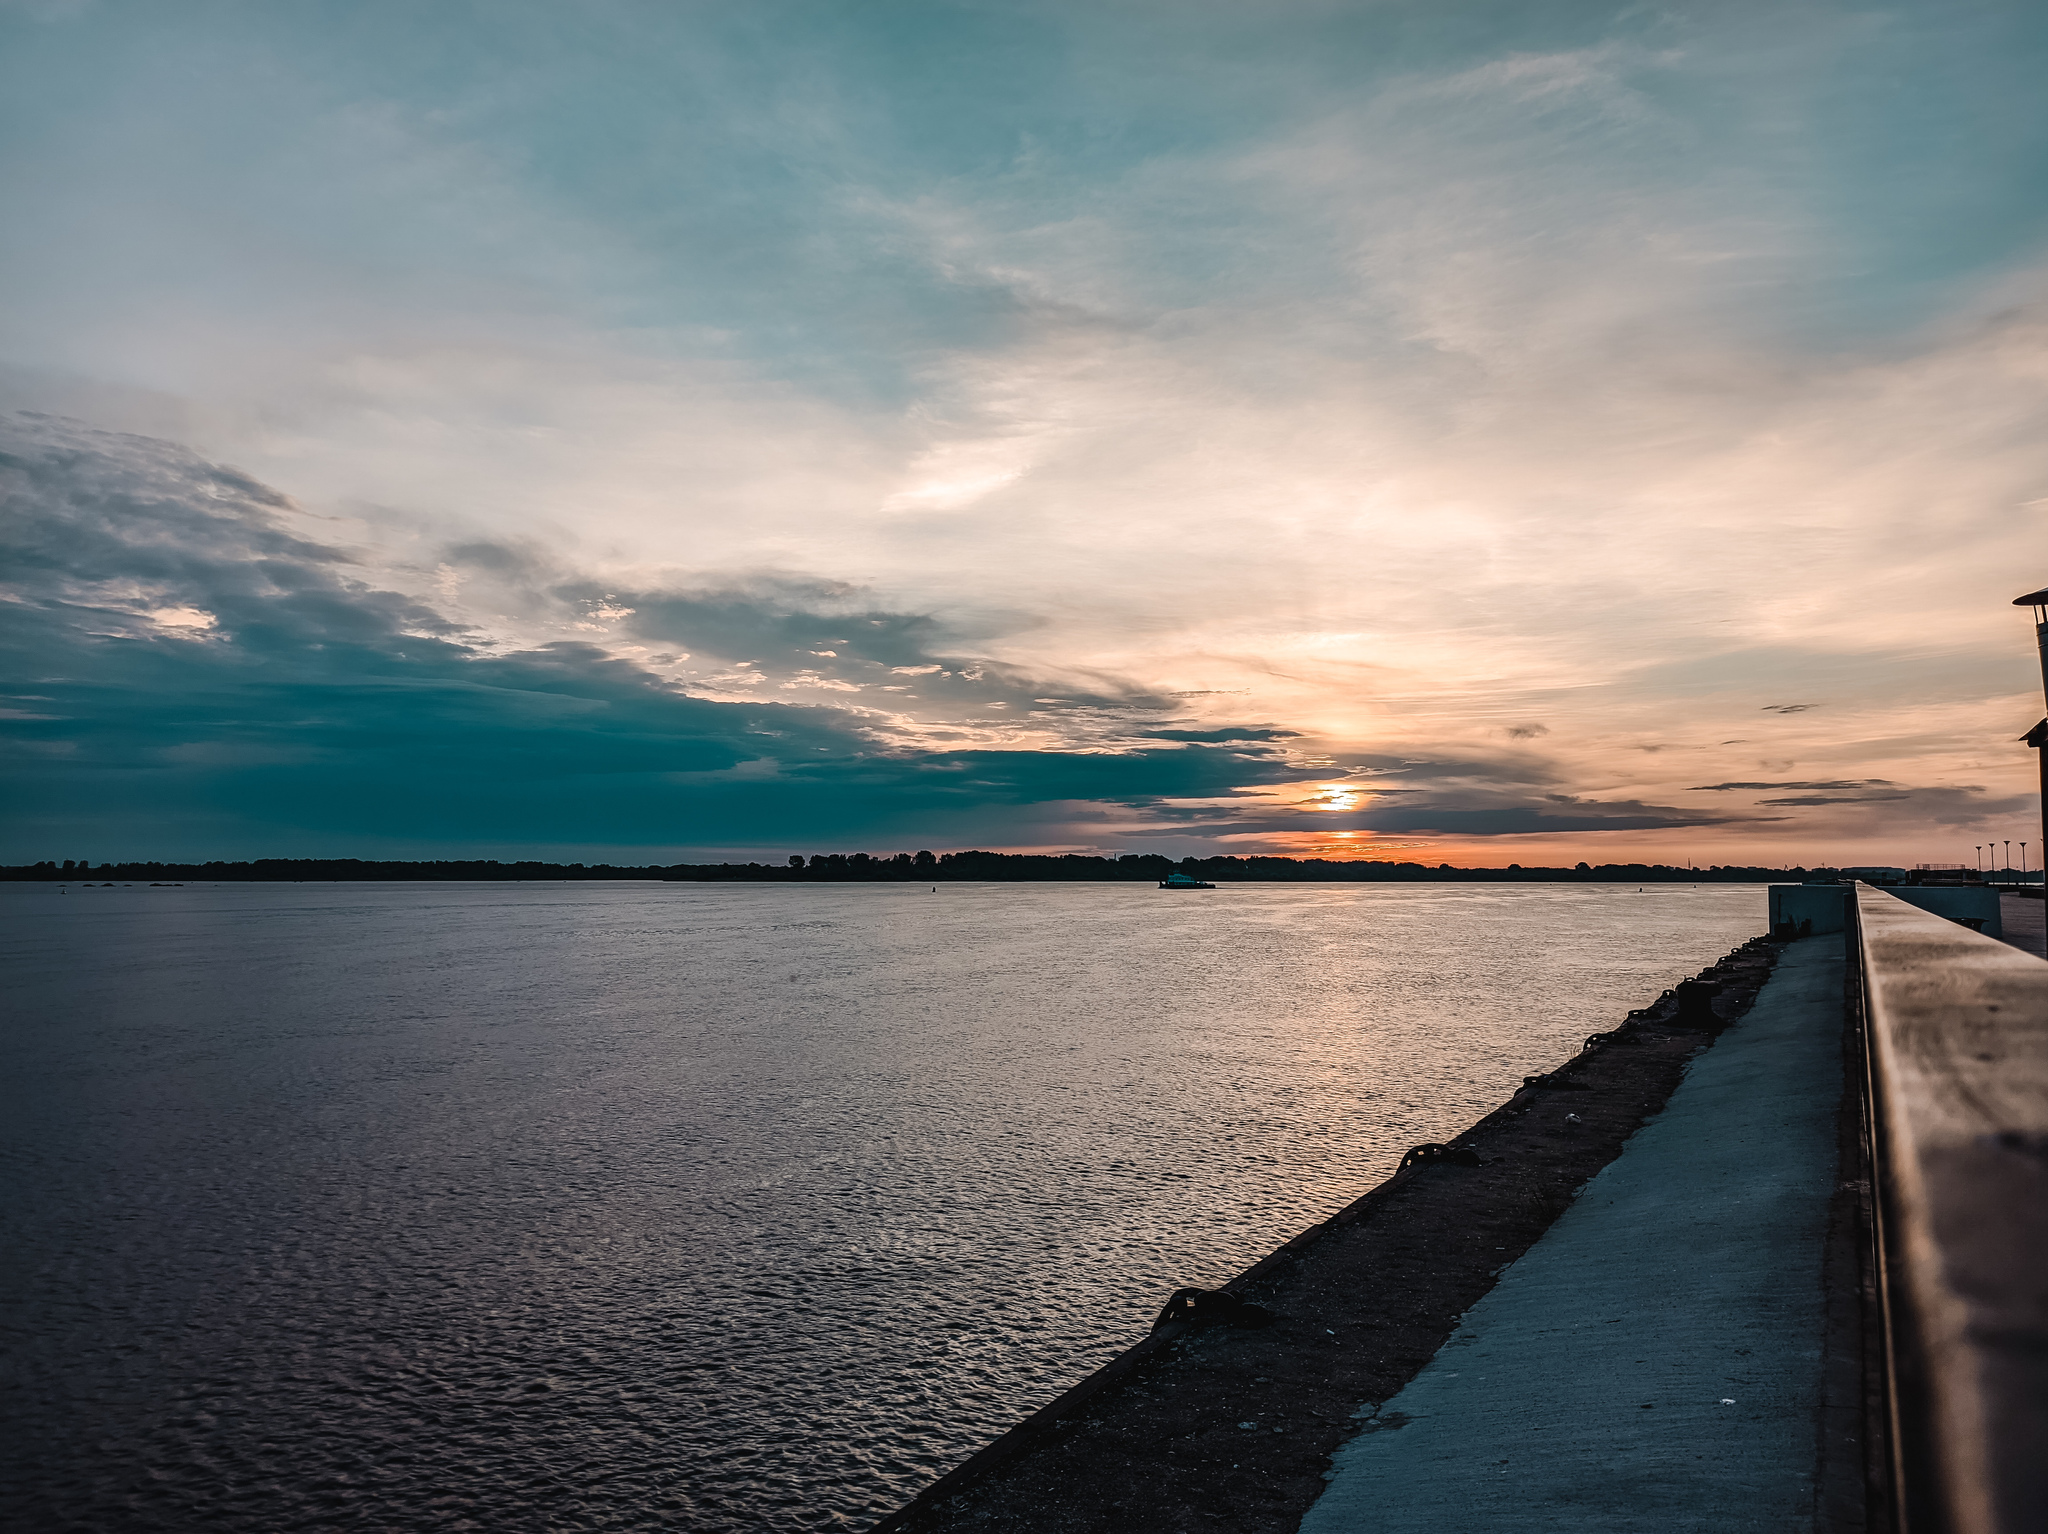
[1751,786,2020,824]
[1691,779,1899,791]
[0,413,1324,855]
[1336,753,1559,787]
[1139,727,1298,743]
[1332,789,1761,838]
[1758,792,1910,806]
[1122,797,1767,840]
[428,537,1209,752]
[1683,776,2024,826]
[1346,803,1762,836]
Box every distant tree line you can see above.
[670,851,1816,882]
[5,852,1822,883]
[7,858,665,882]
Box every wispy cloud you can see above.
[1691,780,1898,792]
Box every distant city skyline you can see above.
[3,1,2045,866]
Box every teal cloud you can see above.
[0,415,1316,856]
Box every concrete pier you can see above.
[1299,934,1846,1532]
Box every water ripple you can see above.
[1,881,1764,1530]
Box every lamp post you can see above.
[2019,585,2048,890]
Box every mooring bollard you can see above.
[1673,978,1721,1027]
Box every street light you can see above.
[2018,584,2048,890]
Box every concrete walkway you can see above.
[1299,935,1845,1532]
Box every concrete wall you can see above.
[1893,884,2002,938]
[1769,885,1848,936]
[1769,883,2002,939]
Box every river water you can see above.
[1,880,1766,1531]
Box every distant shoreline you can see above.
[7,852,1849,884]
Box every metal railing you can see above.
[1851,882,2048,1534]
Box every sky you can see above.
[3,0,2045,867]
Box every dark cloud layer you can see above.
[1689,777,2015,822]
[0,415,1315,855]
[1150,791,1760,841]
[1346,797,1756,836]
[1690,779,1898,791]
[1758,793,1908,806]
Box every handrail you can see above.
[1854,883,2048,1534]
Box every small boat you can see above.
[1157,871,1216,889]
